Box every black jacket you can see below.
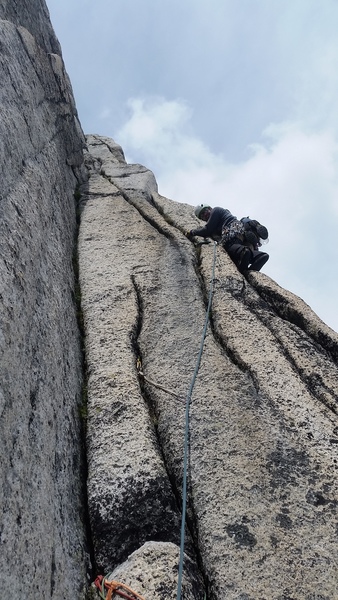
[191,207,236,239]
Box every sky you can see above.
[46,0,338,333]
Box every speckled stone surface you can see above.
[0,2,88,598]
[80,135,338,599]
[101,542,203,600]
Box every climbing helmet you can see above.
[194,204,212,219]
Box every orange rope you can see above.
[104,579,146,600]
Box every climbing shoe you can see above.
[249,252,269,271]
[237,247,252,272]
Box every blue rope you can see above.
[176,241,217,600]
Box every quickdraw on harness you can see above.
[94,575,146,600]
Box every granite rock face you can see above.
[1,0,338,596]
[97,542,203,600]
[0,0,61,52]
[80,135,338,600]
[0,2,88,598]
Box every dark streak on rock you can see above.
[226,523,257,549]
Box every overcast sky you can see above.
[46,0,338,333]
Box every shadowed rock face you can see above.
[0,2,88,599]
[80,135,338,600]
[0,0,60,52]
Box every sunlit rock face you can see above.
[80,134,338,600]
[0,1,88,598]
[1,0,338,597]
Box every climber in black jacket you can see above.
[189,204,269,273]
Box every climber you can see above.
[188,204,269,273]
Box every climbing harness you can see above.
[176,241,217,600]
[94,575,146,600]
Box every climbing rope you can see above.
[94,575,146,600]
[176,241,217,600]
[95,243,217,600]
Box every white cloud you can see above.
[117,97,338,222]
[45,0,338,331]
[116,96,338,331]
[117,97,218,171]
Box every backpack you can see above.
[240,217,269,248]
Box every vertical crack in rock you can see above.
[130,273,158,426]
[130,273,209,597]
[80,135,338,599]
[101,173,181,248]
[81,146,211,592]
[248,274,338,363]
[191,249,263,401]
[78,169,199,585]
[73,186,96,582]
[217,273,338,415]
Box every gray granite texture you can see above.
[1,0,337,596]
[0,1,88,598]
[80,135,338,600]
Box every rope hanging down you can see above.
[176,241,217,600]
